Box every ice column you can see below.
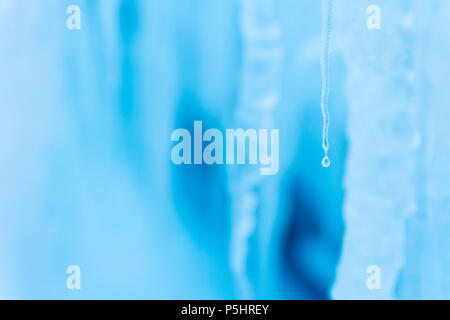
[332,1,417,299]
[404,1,450,299]
[228,0,283,298]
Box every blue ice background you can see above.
[0,0,350,299]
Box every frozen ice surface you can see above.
[332,0,417,299]
[333,0,450,299]
[2,0,450,300]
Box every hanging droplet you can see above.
[320,0,332,168]
[322,156,331,168]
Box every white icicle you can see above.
[229,0,283,299]
[332,0,417,299]
[320,0,332,168]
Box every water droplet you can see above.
[322,156,331,168]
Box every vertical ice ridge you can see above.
[396,1,431,299]
[332,0,417,299]
[320,0,332,168]
[229,0,283,299]
[333,0,450,299]
[398,1,450,298]
[419,1,450,298]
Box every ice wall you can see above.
[0,0,67,298]
[0,0,236,299]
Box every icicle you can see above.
[332,0,417,299]
[411,1,450,299]
[320,0,332,168]
[332,0,450,299]
[229,0,283,298]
